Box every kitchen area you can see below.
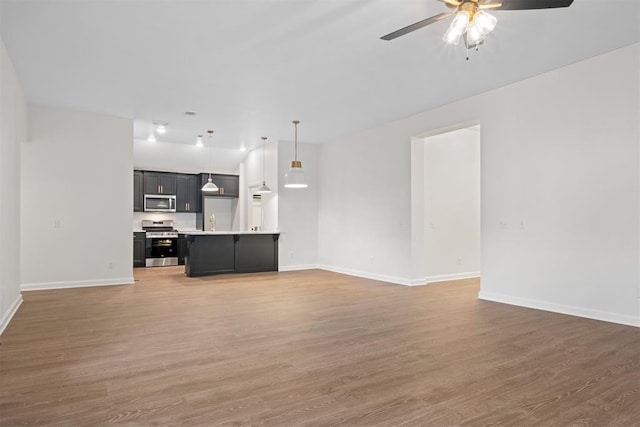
[133,169,279,277]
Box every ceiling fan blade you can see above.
[437,0,462,6]
[485,0,574,10]
[381,12,452,41]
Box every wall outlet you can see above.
[53,219,61,228]
[108,261,113,269]
[457,258,462,265]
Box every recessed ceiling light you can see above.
[152,121,168,134]
[184,111,197,116]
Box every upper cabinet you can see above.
[176,174,201,213]
[200,173,239,198]
[134,170,237,212]
[133,170,144,212]
[144,172,177,195]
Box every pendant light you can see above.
[256,136,272,194]
[201,130,219,193]
[284,120,308,189]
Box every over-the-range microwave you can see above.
[144,194,176,212]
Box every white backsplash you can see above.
[133,212,198,232]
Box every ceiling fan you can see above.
[381,0,574,49]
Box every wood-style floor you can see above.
[1,267,638,426]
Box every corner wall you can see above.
[0,37,26,334]
[319,43,640,326]
[21,106,134,290]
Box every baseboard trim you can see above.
[279,264,320,272]
[21,277,135,292]
[317,265,415,286]
[425,272,481,284]
[478,291,640,328]
[0,294,23,336]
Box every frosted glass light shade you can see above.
[443,11,469,45]
[284,163,308,188]
[201,177,219,193]
[474,11,497,35]
[466,22,485,46]
[256,182,272,194]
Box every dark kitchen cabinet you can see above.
[176,174,201,213]
[200,173,239,198]
[133,170,144,212]
[178,234,187,265]
[133,232,146,267]
[185,234,236,276]
[234,234,279,273]
[144,172,177,195]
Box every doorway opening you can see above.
[411,124,481,284]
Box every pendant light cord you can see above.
[261,136,267,182]
[293,120,300,161]
[207,130,214,179]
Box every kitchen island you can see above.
[183,231,279,277]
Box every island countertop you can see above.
[180,230,280,235]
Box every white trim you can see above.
[0,294,23,336]
[317,265,416,286]
[278,264,319,272]
[425,271,481,284]
[478,291,640,328]
[21,277,134,291]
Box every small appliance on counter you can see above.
[143,219,178,267]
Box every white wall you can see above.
[278,140,318,270]
[423,127,480,281]
[319,43,639,326]
[0,37,26,334]
[133,138,239,175]
[21,106,134,290]
[318,125,413,283]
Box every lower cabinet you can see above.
[234,234,279,273]
[185,235,236,277]
[133,232,146,267]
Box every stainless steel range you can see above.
[142,220,179,267]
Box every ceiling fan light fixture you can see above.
[473,11,497,36]
[443,10,469,45]
[466,21,485,46]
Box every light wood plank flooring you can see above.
[1,267,638,426]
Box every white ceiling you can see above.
[1,0,638,158]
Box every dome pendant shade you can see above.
[202,130,219,193]
[284,161,307,189]
[201,175,219,193]
[256,136,272,195]
[284,120,307,189]
[256,181,272,194]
